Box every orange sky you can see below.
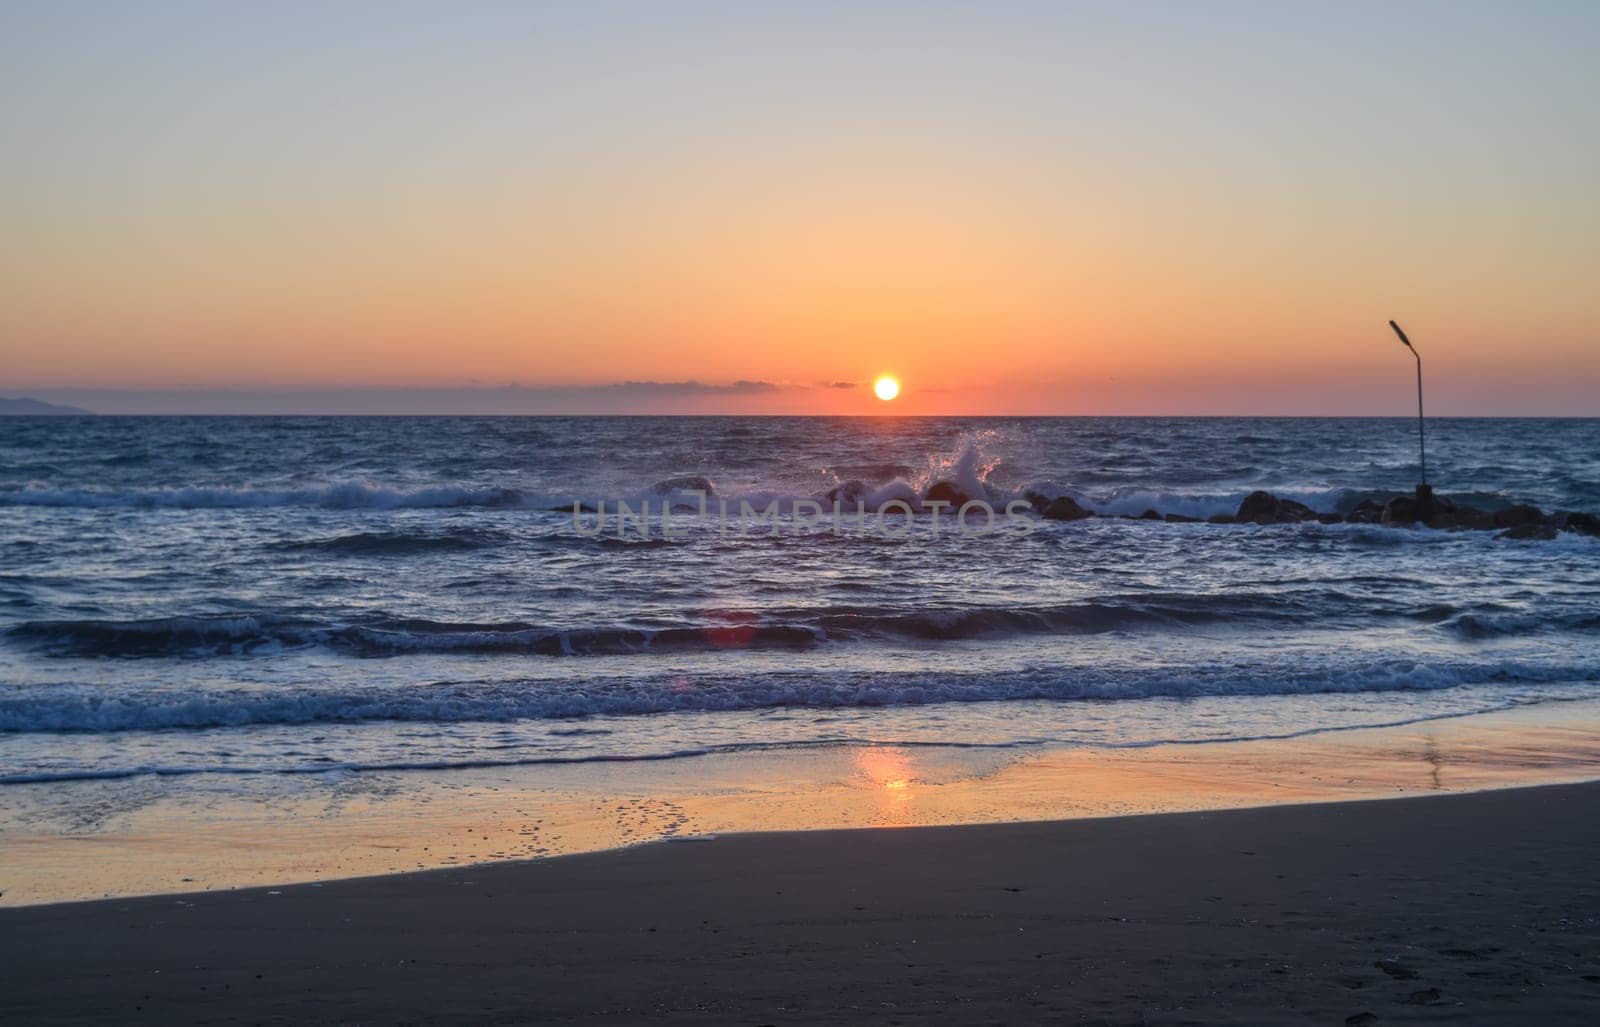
[2,5,1596,414]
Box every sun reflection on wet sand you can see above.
[851,746,916,824]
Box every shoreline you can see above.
[4,780,1599,1022]
[5,698,1600,908]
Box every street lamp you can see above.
[1388,319,1432,518]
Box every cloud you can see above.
[591,380,780,396]
[30,380,793,414]
[827,380,859,390]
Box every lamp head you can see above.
[1389,319,1415,351]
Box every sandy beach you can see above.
[7,1,1599,1022]
[4,780,1598,1024]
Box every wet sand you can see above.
[4,781,1600,1024]
[7,700,1600,908]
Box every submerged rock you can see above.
[1164,512,1202,523]
[1498,522,1558,541]
[1207,513,1236,524]
[1139,508,1162,520]
[1558,511,1600,537]
[1041,496,1093,521]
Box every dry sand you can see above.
[4,781,1599,1024]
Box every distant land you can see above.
[0,396,94,416]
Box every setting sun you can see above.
[873,376,900,402]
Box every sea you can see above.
[2,416,1598,792]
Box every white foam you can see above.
[3,657,1594,734]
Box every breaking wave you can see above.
[2,659,1594,735]
[8,592,1593,660]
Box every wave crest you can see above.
[2,659,1593,734]
[10,593,1590,659]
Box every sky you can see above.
[2,1,1596,415]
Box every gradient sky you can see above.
[2,2,1596,414]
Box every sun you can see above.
[873,375,900,401]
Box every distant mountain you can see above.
[0,396,94,415]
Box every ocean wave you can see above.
[0,473,1565,530]
[4,614,827,658]
[0,444,1370,524]
[1065,486,1348,519]
[11,592,1588,659]
[0,482,536,510]
[266,527,515,556]
[1440,610,1600,640]
[1,660,1593,734]
[0,597,1362,659]
[0,704,1542,784]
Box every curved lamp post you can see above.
[1388,319,1433,517]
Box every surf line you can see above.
[572,491,1035,539]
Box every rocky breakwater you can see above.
[1012,485,1597,540]
[1214,490,1600,541]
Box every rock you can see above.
[1375,959,1419,980]
[1426,499,1475,529]
[1493,504,1546,529]
[1234,491,1316,525]
[1277,498,1315,522]
[1557,511,1600,537]
[1346,499,1386,524]
[1382,496,1419,525]
[1425,503,1536,532]
[1449,506,1494,531]
[1498,523,1557,541]
[1164,513,1201,523]
[1022,489,1053,513]
[1041,496,1093,521]
[1236,491,1280,523]
[923,481,971,508]
[1207,514,1236,524]
[1139,508,1162,520]
[1315,513,1345,524]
